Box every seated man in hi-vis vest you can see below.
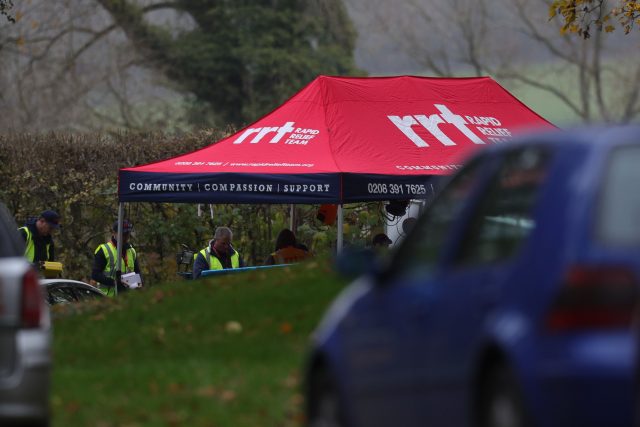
[91,220,142,296]
[193,226,244,279]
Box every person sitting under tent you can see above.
[264,228,312,265]
[371,232,392,251]
[193,226,244,279]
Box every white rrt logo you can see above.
[388,104,485,147]
[233,121,296,144]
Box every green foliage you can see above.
[51,260,348,426]
[0,131,223,283]
[99,0,363,128]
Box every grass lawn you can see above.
[50,259,348,427]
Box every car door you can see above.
[0,205,27,383]
[348,154,497,427]
[419,146,554,426]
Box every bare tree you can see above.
[4,0,636,130]
[505,0,640,123]
[0,0,358,133]
[347,0,640,124]
[0,0,188,133]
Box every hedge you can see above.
[1,131,383,284]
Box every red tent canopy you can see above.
[119,75,554,204]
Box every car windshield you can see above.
[47,286,77,305]
[597,144,640,246]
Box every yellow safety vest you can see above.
[19,226,51,263]
[95,241,136,297]
[196,247,240,270]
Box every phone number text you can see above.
[367,183,426,195]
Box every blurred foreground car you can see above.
[0,202,50,426]
[41,279,105,306]
[306,127,640,427]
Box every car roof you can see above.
[40,279,97,288]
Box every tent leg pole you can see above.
[289,204,294,232]
[115,203,124,297]
[337,204,344,254]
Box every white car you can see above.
[0,202,51,426]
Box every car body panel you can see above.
[307,126,640,427]
[0,202,51,425]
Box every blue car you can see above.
[305,126,640,427]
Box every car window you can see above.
[388,156,488,279]
[597,145,640,246]
[47,286,77,305]
[454,147,551,266]
[74,286,103,301]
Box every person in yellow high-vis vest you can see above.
[18,210,60,264]
[91,220,142,297]
[193,226,243,279]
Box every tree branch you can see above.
[63,24,117,72]
[514,0,582,66]
[95,0,172,65]
[621,65,640,122]
[141,2,182,13]
[501,71,585,119]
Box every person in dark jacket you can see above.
[91,220,142,296]
[18,210,60,264]
[193,226,244,279]
[371,232,392,250]
[264,229,311,265]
